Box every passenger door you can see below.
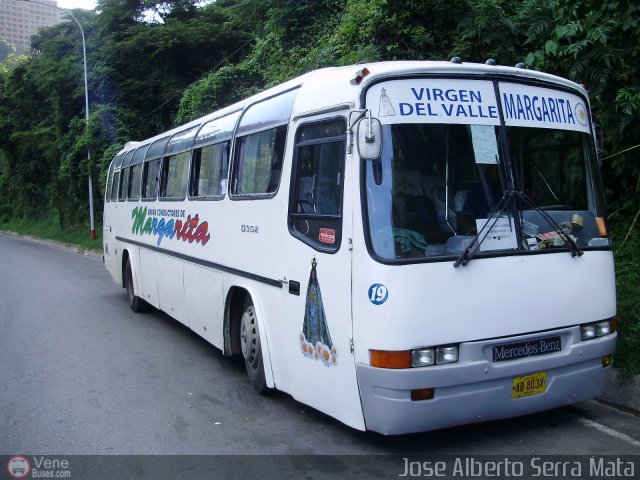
[279,116,365,430]
[103,165,120,281]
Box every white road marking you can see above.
[576,417,640,449]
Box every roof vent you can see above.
[485,59,497,66]
[450,56,462,64]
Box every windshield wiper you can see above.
[453,190,516,267]
[453,190,583,268]
[516,191,583,258]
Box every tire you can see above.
[125,257,147,313]
[239,297,268,393]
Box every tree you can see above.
[0,40,15,63]
[515,0,640,217]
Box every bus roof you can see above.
[117,60,588,157]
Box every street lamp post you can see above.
[17,0,96,240]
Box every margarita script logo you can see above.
[131,206,211,246]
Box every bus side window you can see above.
[160,151,190,199]
[232,126,286,196]
[128,163,142,200]
[128,145,148,201]
[142,136,171,201]
[118,167,130,202]
[159,127,197,200]
[288,118,346,251]
[110,171,120,202]
[190,141,228,198]
[142,159,159,200]
[105,162,115,203]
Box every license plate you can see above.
[512,371,547,399]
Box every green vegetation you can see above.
[0,0,637,373]
[611,218,640,377]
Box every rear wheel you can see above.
[239,297,267,393]
[125,257,147,313]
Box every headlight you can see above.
[596,320,611,336]
[411,348,435,367]
[581,318,614,341]
[581,324,597,340]
[436,346,459,364]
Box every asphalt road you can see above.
[1,233,638,478]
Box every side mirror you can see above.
[356,114,382,160]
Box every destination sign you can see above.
[366,78,592,135]
[499,82,591,133]
[366,79,500,126]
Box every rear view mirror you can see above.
[357,114,382,160]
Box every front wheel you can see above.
[125,257,147,313]
[239,297,268,393]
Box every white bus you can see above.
[103,60,616,435]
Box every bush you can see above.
[611,214,640,376]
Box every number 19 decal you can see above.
[369,284,388,305]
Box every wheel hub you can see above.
[240,306,259,368]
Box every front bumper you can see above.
[357,326,616,435]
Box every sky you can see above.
[55,0,165,24]
[56,0,212,12]
[57,0,97,10]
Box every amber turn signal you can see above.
[596,217,608,237]
[370,349,411,369]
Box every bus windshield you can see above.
[365,122,608,262]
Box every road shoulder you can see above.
[601,368,640,415]
[0,230,102,260]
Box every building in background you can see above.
[0,0,62,56]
